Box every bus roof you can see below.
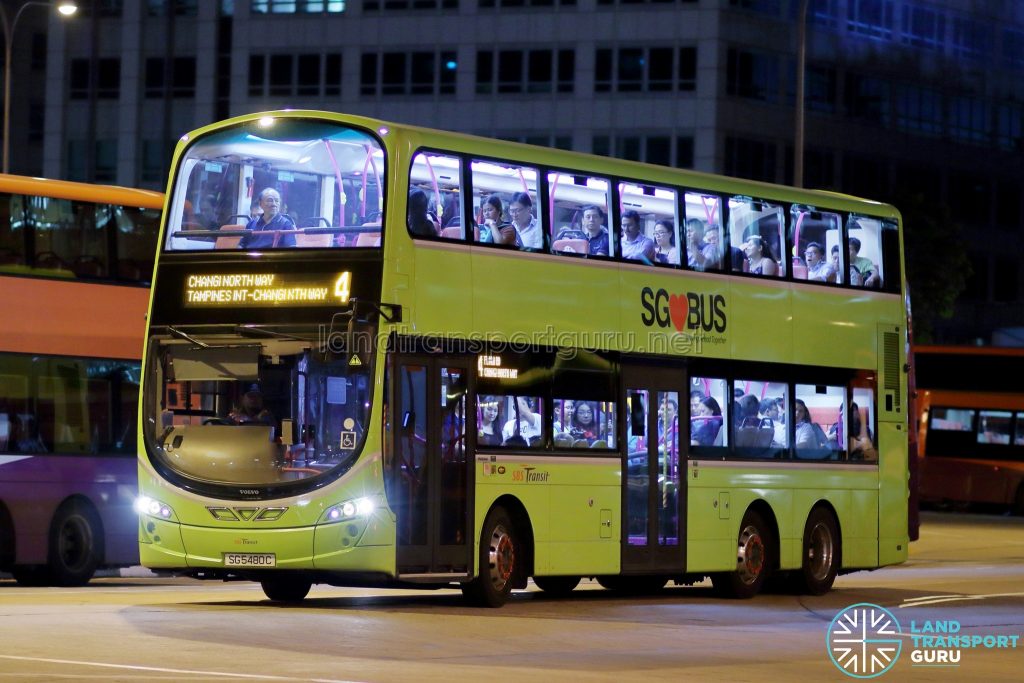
[0,173,163,208]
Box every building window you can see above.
[845,73,890,126]
[145,57,196,98]
[476,49,573,94]
[95,140,118,182]
[895,83,943,136]
[248,53,342,98]
[724,137,776,183]
[900,2,946,51]
[251,0,346,12]
[595,47,696,93]
[97,58,121,99]
[726,48,777,102]
[361,50,457,96]
[949,96,990,145]
[846,0,894,40]
[79,0,124,17]
[1004,30,1024,70]
[592,133,691,168]
[141,140,168,184]
[728,0,779,14]
[364,0,457,9]
[996,103,1023,152]
[147,0,199,14]
[69,59,90,99]
[479,0,574,7]
[952,17,991,61]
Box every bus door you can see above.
[621,364,687,574]
[389,356,474,578]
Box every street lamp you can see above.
[1,1,77,174]
[794,0,808,188]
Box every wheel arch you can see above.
[743,499,781,572]
[51,494,106,565]
[487,494,535,584]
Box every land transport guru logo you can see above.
[639,287,726,334]
[827,603,903,678]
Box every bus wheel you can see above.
[11,565,52,586]
[462,506,518,607]
[260,578,312,603]
[48,501,101,587]
[533,576,580,596]
[713,509,771,599]
[793,508,840,595]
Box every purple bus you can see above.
[0,175,161,585]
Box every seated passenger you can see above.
[832,244,860,285]
[690,396,723,446]
[477,396,504,447]
[230,389,275,427]
[509,192,542,249]
[581,205,610,256]
[804,242,837,282]
[502,396,541,445]
[686,219,716,271]
[737,394,761,428]
[408,188,438,237]
[702,225,724,270]
[759,397,786,447]
[566,401,603,447]
[743,235,778,276]
[479,195,522,247]
[620,210,655,262]
[653,220,679,265]
[849,237,880,288]
[794,399,829,454]
[553,399,574,434]
[240,188,295,249]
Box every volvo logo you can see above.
[207,507,288,522]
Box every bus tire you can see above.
[462,506,518,607]
[712,509,771,599]
[793,507,840,595]
[47,501,101,587]
[260,578,312,602]
[533,575,580,596]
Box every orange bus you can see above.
[0,174,162,585]
[914,344,1024,515]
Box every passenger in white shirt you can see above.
[502,396,542,444]
[509,192,542,249]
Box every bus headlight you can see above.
[135,495,175,520]
[322,497,375,523]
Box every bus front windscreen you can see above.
[144,331,373,488]
[165,117,385,252]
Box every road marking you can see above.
[899,592,1024,608]
[0,655,364,683]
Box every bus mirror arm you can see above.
[348,298,403,324]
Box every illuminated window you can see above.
[548,172,612,257]
[790,206,843,284]
[475,395,544,449]
[553,399,616,449]
[846,214,892,290]
[470,159,540,249]
[408,152,462,240]
[683,192,723,272]
[794,385,844,460]
[618,181,677,266]
[728,197,786,278]
[978,411,1012,445]
[689,377,728,450]
[733,380,788,458]
[930,408,973,432]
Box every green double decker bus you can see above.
[137,111,911,605]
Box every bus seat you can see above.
[439,226,463,239]
[215,224,244,250]
[590,439,607,449]
[294,233,334,248]
[793,264,808,279]
[355,232,381,247]
[552,238,588,254]
[554,434,574,449]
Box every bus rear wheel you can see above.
[792,508,840,595]
[462,506,518,607]
[712,509,771,599]
[533,575,580,596]
[260,578,312,602]
[47,501,101,587]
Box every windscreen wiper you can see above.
[235,325,319,343]
[167,325,210,348]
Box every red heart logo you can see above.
[668,294,688,332]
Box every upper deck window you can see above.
[548,172,612,257]
[729,197,786,278]
[409,152,462,240]
[166,118,385,251]
[618,182,676,265]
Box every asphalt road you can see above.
[1,511,1021,682]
